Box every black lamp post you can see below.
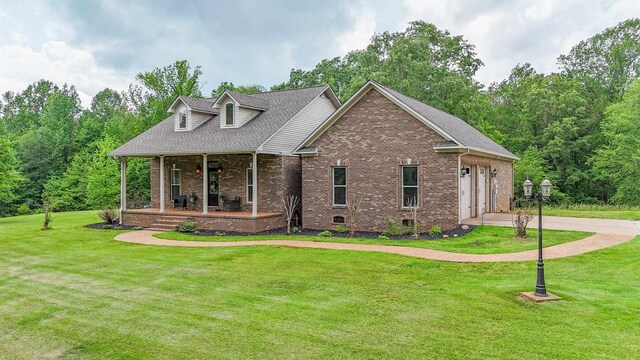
[523,177,553,297]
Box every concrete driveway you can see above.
[462,213,640,236]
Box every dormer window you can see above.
[225,103,234,126]
[179,111,187,129]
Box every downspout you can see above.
[457,149,470,224]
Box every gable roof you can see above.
[298,81,518,160]
[109,85,332,157]
[224,91,270,110]
[168,96,218,114]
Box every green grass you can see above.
[156,225,593,254]
[1,211,639,359]
[527,204,640,220]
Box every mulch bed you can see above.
[85,222,477,240]
[190,224,476,240]
[85,223,140,230]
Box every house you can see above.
[110,81,517,233]
[109,86,340,232]
[295,81,518,232]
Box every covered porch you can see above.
[118,152,299,232]
[123,208,283,232]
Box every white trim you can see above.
[178,110,187,129]
[434,145,520,161]
[202,154,208,215]
[246,167,254,204]
[119,157,127,225]
[224,102,235,126]
[159,156,165,213]
[251,153,258,217]
[401,165,419,209]
[170,168,181,200]
[297,81,461,151]
[166,97,217,114]
[332,166,347,206]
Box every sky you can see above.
[0,0,638,107]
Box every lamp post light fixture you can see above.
[523,177,552,297]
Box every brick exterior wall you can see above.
[122,211,284,233]
[302,89,459,232]
[301,89,515,232]
[149,154,301,214]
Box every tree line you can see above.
[0,19,638,217]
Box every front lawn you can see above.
[1,211,638,359]
[156,225,593,254]
[528,204,640,221]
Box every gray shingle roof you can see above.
[376,82,517,159]
[226,91,269,110]
[177,96,217,113]
[110,86,329,157]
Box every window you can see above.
[171,169,181,200]
[246,167,253,203]
[333,215,345,224]
[332,167,346,206]
[402,166,418,207]
[225,103,234,126]
[179,111,187,129]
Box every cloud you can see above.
[400,0,640,86]
[334,6,377,55]
[0,41,132,107]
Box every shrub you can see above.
[378,235,390,240]
[17,204,31,215]
[318,230,332,237]
[335,224,348,233]
[292,226,300,233]
[428,225,442,236]
[102,224,113,229]
[193,230,200,235]
[214,231,226,236]
[98,208,119,224]
[132,226,144,230]
[113,226,123,230]
[382,218,409,236]
[177,221,198,233]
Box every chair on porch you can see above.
[173,195,188,210]
[224,196,241,212]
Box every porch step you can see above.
[146,215,194,231]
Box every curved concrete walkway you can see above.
[114,231,635,263]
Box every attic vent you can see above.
[320,93,328,99]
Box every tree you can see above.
[346,195,363,238]
[559,18,640,99]
[211,82,266,98]
[0,136,24,216]
[86,137,121,209]
[136,60,204,125]
[282,195,300,235]
[592,81,640,205]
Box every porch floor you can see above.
[125,208,282,219]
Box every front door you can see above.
[460,167,471,219]
[208,161,220,206]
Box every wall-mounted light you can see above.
[460,168,468,178]
[196,164,202,174]
[217,164,224,174]
[492,168,498,178]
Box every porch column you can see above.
[119,157,127,225]
[252,152,258,217]
[159,155,165,213]
[202,154,208,215]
